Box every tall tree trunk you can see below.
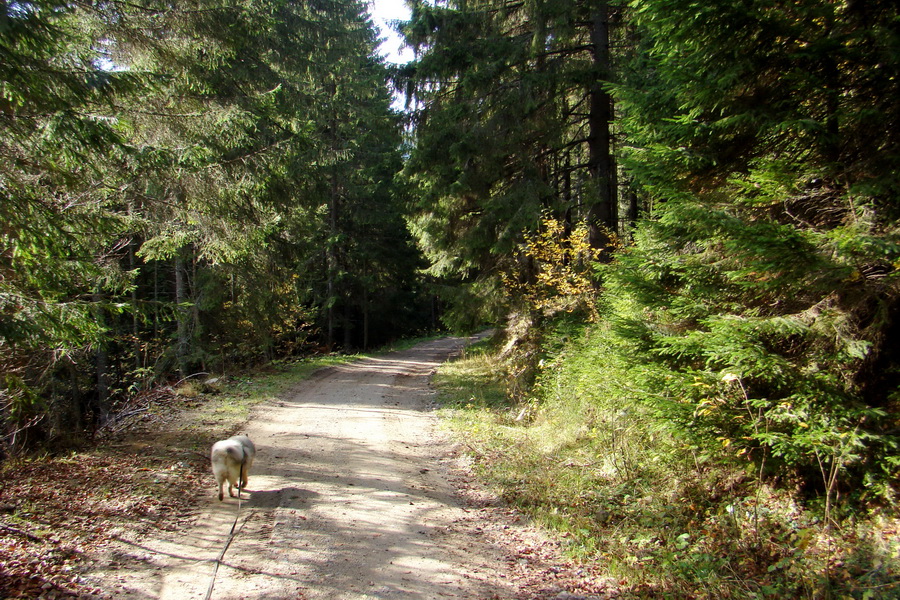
[326,173,338,348]
[92,291,110,428]
[343,312,353,350]
[191,256,204,372]
[325,80,339,348]
[127,201,141,377]
[67,358,83,434]
[627,185,639,229]
[587,0,617,250]
[362,284,370,350]
[153,259,160,346]
[175,246,191,377]
[623,174,640,230]
[129,239,141,376]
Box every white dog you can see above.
[210,434,256,501]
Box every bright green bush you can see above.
[612,0,900,510]
[438,324,900,598]
[602,194,899,514]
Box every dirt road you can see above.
[88,336,571,600]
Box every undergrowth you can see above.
[436,328,900,599]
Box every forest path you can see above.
[89,335,562,600]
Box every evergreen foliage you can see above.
[398,0,625,328]
[438,327,900,598]
[3,0,899,548]
[403,0,900,549]
[610,0,900,502]
[1,0,424,449]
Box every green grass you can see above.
[434,325,900,599]
[174,335,446,437]
[172,353,363,435]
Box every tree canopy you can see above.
[1,0,424,446]
[398,0,900,500]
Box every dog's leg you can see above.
[239,455,248,494]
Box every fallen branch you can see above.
[0,523,45,543]
[110,407,151,432]
[116,407,149,421]
[172,372,211,388]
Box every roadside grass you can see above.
[175,353,362,435]
[435,326,900,599]
[178,335,442,433]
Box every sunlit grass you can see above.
[434,324,900,599]
[181,336,446,434]
[175,353,360,433]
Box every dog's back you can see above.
[211,434,256,501]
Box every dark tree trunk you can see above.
[92,291,110,428]
[175,246,190,377]
[587,1,617,250]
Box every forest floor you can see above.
[0,336,616,599]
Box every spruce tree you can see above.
[611,0,900,497]
[399,0,625,327]
[1,0,419,446]
[1,0,140,440]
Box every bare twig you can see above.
[0,523,45,543]
[172,372,211,388]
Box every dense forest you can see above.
[396,0,900,596]
[398,0,899,503]
[2,0,430,447]
[2,0,899,588]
